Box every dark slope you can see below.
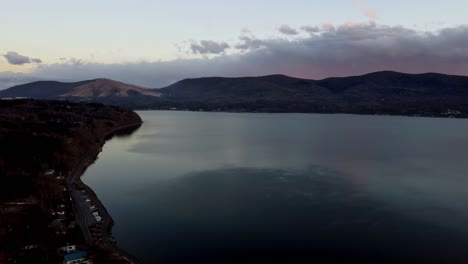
[153,71,468,116]
[161,71,468,99]
[159,74,329,100]
[0,80,94,99]
[317,71,468,95]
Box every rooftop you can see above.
[64,251,87,261]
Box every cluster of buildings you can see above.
[47,170,75,239]
[46,170,95,263]
[78,188,107,242]
[1,166,119,263]
[58,245,93,264]
[80,189,103,229]
[0,167,89,263]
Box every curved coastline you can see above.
[68,122,143,264]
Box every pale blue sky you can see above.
[0,0,467,88]
[1,0,466,67]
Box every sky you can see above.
[1,0,468,89]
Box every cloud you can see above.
[355,2,377,21]
[322,23,336,32]
[1,23,468,90]
[235,36,265,50]
[0,71,45,90]
[3,51,42,65]
[31,58,43,63]
[278,24,299,35]
[365,9,377,20]
[301,26,320,33]
[190,40,230,54]
[240,27,252,34]
[3,52,30,65]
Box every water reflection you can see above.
[82,111,468,263]
[123,166,468,263]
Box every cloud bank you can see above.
[278,24,299,35]
[1,22,468,89]
[3,51,42,65]
[190,40,230,55]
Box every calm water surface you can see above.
[83,111,468,263]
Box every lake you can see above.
[83,111,468,263]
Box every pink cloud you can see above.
[354,2,377,21]
[365,9,377,20]
[342,21,360,29]
[322,23,336,32]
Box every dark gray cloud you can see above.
[190,40,230,54]
[235,36,265,50]
[3,51,42,65]
[30,58,43,63]
[0,72,44,90]
[1,23,468,90]
[278,24,299,35]
[301,25,320,33]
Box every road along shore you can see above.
[68,122,143,264]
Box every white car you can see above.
[51,211,65,216]
[24,245,39,250]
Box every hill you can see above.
[2,71,468,117]
[153,71,468,116]
[0,78,160,101]
[158,74,328,100]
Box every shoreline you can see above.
[135,109,468,120]
[68,122,143,264]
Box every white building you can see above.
[57,245,77,254]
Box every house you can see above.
[44,169,55,176]
[63,251,92,264]
[23,244,39,250]
[51,211,66,216]
[57,245,77,254]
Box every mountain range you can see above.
[1,71,468,117]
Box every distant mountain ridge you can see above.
[158,74,329,100]
[0,80,95,99]
[2,71,468,117]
